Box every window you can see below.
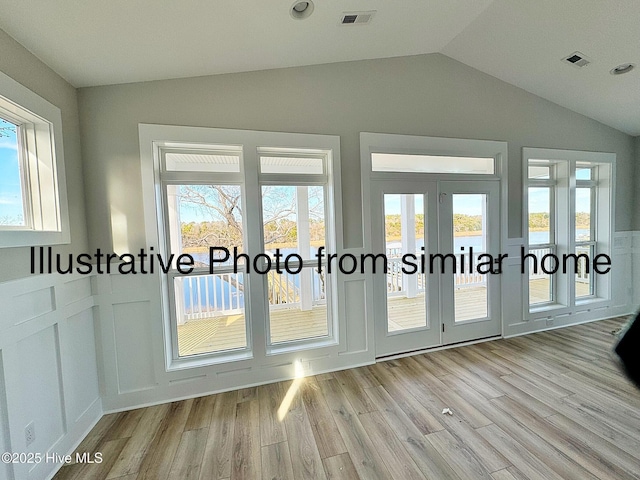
[0,71,69,247]
[0,117,25,227]
[371,153,494,174]
[523,148,614,311]
[140,125,341,368]
[259,151,333,345]
[527,163,556,305]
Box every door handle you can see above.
[439,193,447,204]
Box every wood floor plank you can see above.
[258,382,287,446]
[322,453,360,480]
[54,438,128,480]
[136,399,194,480]
[72,413,120,454]
[237,387,257,403]
[477,424,565,480]
[490,468,518,480]
[475,347,574,398]
[106,403,171,479]
[367,362,445,434]
[545,413,640,478]
[103,409,145,441]
[168,428,208,480]
[396,357,492,429]
[349,366,380,389]
[279,380,327,480]
[358,411,425,480]
[317,379,392,480]
[410,374,511,474]
[439,368,554,422]
[200,391,238,480]
[547,392,640,461]
[184,395,215,431]
[488,396,600,480]
[561,394,640,441]
[363,385,461,480]
[427,349,504,400]
[424,429,491,480]
[499,373,568,411]
[231,399,261,480]
[491,395,637,480]
[333,369,377,414]
[482,342,568,382]
[260,442,295,480]
[300,379,347,459]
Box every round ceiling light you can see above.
[610,63,635,75]
[290,0,314,20]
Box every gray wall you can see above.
[636,136,640,231]
[0,28,88,282]
[77,53,636,252]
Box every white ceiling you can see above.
[0,0,638,135]
[442,0,640,136]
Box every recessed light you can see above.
[610,63,635,75]
[290,1,314,20]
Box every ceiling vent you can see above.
[562,51,591,68]
[340,11,375,25]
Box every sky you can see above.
[0,118,24,225]
[529,187,590,214]
[384,193,482,216]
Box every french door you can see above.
[371,179,502,357]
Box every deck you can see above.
[178,278,591,356]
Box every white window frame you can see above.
[139,124,343,370]
[0,71,70,247]
[258,148,338,351]
[526,162,557,306]
[523,148,615,315]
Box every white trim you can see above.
[0,71,70,247]
[522,147,616,318]
[139,124,343,372]
[360,133,509,357]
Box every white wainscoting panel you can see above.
[0,274,102,480]
[633,231,640,308]
[97,250,375,412]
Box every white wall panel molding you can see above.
[0,273,101,480]
[632,231,640,307]
[97,265,375,412]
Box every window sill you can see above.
[575,296,608,307]
[267,336,338,356]
[166,349,253,372]
[0,230,70,249]
[529,303,564,314]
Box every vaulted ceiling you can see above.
[0,0,638,135]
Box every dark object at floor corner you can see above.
[615,310,640,389]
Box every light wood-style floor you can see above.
[54,316,639,480]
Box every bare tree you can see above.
[179,185,325,249]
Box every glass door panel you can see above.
[452,194,489,322]
[371,181,440,357]
[439,181,501,345]
[383,194,427,332]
